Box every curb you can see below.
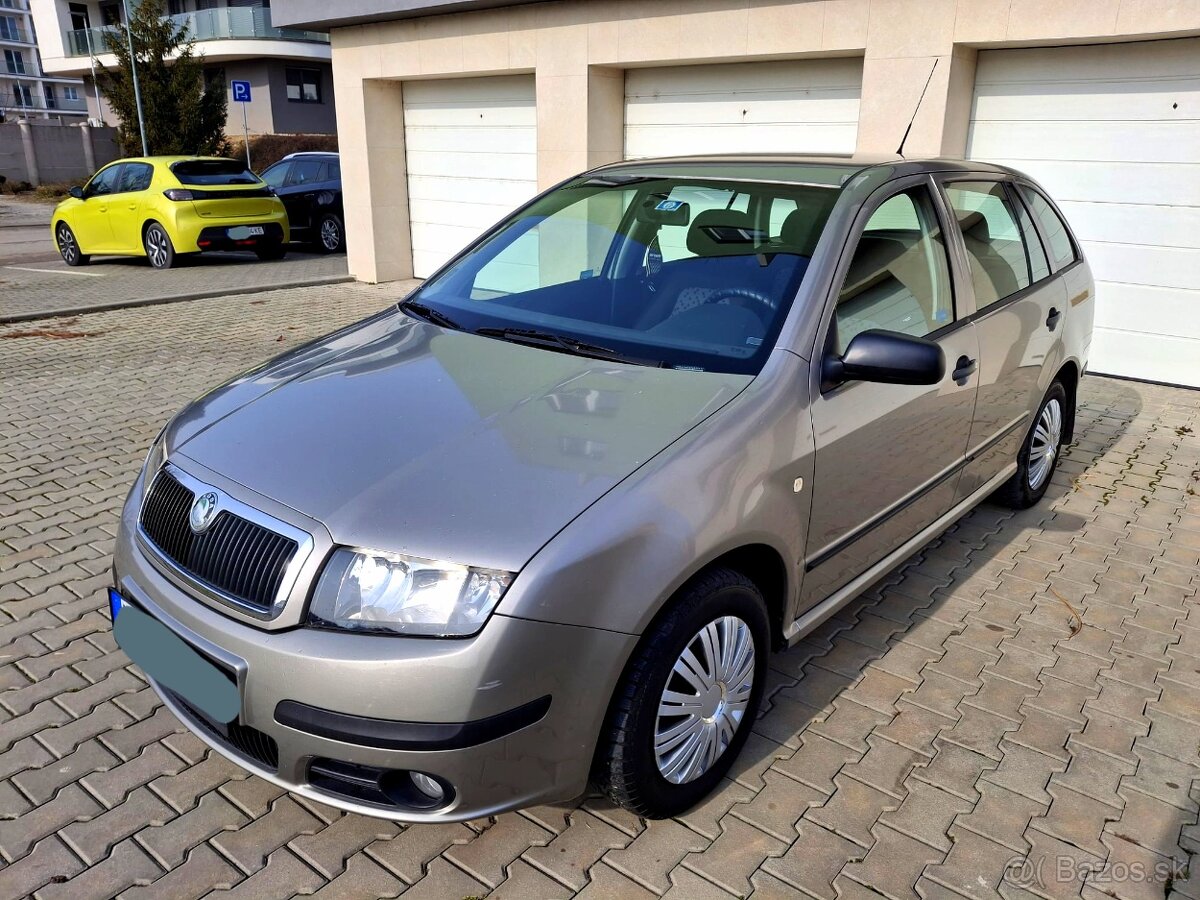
[0,274,356,325]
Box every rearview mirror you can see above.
[68,186,84,200]
[822,329,945,390]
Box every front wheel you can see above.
[996,381,1068,509]
[143,223,178,269]
[594,568,769,818]
[56,222,89,266]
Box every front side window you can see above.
[86,164,123,196]
[834,187,954,353]
[412,175,843,375]
[945,180,1031,309]
[1018,185,1076,272]
[286,67,321,103]
[286,159,323,186]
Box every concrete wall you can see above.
[0,122,119,185]
[326,0,1200,284]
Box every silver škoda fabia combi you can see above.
[112,155,1094,821]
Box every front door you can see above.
[75,163,123,253]
[940,178,1067,496]
[802,180,980,608]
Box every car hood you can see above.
[172,311,752,572]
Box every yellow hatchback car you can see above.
[52,156,290,269]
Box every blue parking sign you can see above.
[231,80,252,103]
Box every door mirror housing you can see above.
[68,185,84,200]
[823,329,945,390]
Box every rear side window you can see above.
[171,160,259,186]
[1018,185,1076,272]
[1010,187,1050,283]
[287,159,324,186]
[835,186,954,353]
[119,162,153,193]
[261,162,290,188]
[319,160,340,182]
[945,181,1030,309]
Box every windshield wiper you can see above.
[475,327,662,367]
[399,299,463,331]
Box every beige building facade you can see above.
[275,0,1200,386]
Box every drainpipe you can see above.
[18,119,40,186]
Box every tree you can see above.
[96,0,227,157]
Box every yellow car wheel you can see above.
[143,223,178,270]
[55,222,90,267]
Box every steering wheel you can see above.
[703,287,775,318]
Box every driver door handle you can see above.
[952,355,977,381]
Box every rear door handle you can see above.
[953,355,977,381]
[1046,307,1062,330]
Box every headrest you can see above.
[686,210,760,257]
[957,210,990,243]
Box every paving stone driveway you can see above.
[1,284,1198,900]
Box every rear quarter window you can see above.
[171,160,261,186]
[1018,185,1077,272]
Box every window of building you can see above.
[12,84,31,107]
[0,0,18,10]
[43,85,56,109]
[99,1,122,26]
[1017,185,1077,273]
[285,67,322,103]
[5,49,27,75]
[835,187,955,352]
[0,16,21,41]
[64,86,80,101]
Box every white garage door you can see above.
[967,39,1200,387]
[624,59,862,159]
[403,75,537,278]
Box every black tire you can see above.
[143,223,178,269]
[255,243,287,261]
[995,381,1069,509]
[315,213,345,253]
[55,222,89,266]
[594,568,770,818]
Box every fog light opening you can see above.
[409,771,445,803]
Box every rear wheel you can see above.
[55,222,89,266]
[996,381,1068,509]
[143,223,178,269]
[316,213,345,253]
[595,568,769,818]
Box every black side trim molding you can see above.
[806,413,1029,572]
[275,695,552,752]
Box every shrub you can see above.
[226,133,339,173]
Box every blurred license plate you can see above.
[228,225,265,239]
[111,592,240,723]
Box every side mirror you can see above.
[823,329,945,389]
[69,186,84,200]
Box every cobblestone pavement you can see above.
[1,283,1198,900]
[0,250,353,323]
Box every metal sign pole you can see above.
[120,0,149,156]
[242,101,250,169]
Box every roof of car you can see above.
[587,154,1023,187]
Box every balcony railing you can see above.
[65,7,329,57]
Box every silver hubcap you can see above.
[146,228,169,267]
[655,615,755,784]
[1028,397,1063,490]
[320,217,340,250]
[57,225,76,262]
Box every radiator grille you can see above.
[139,469,298,613]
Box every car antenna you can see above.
[896,58,939,158]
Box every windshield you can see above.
[171,159,261,186]
[410,175,842,374]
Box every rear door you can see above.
[802,178,980,608]
[278,158,325,232]
[939,178,1066,497]
[107,161,154,254]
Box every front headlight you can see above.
[308,548,514,637]
[141,428,168,501]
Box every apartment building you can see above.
[273,0,1200,388]
[0,0,87,122]
[31,0,336,135]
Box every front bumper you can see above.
[113,484,636,822]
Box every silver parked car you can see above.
[111,155,1093,822]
